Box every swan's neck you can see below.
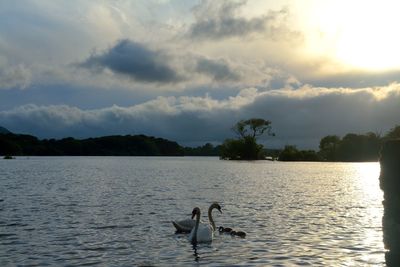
[193,210,201,244]
[208,207,216,231]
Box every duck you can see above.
[230,230,246,238]
[218,226,233,233]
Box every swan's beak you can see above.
[218,208,222,214]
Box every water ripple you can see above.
[0,157,384,266]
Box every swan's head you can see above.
[211,202,222,213]
[191,207,200,219]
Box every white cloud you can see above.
[1,0,400,149]
[0,0,306,91]
[0,63,32,89]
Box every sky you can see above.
[1,0,400,148]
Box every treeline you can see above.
[1,124,399,161]
[0,130,225,157]
[0,133,184,156]
[279,125,400,162]
[183,143,220,156]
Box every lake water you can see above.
[0,157,385,266]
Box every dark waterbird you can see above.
[218,226,233,233]
[230,230,246,238]
[219,226,246,238]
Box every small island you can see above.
[219,118,274,160]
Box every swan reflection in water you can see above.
[192,244,199,262]
[191,239,214,262]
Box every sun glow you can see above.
[303,1,400,71]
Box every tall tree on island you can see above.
[220,118,274,160]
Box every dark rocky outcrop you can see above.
[380,139,400,266]
[0,126,11,134]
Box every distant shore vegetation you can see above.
[279,125,400,162]
[0,133,184,156]
[0,124,399,162]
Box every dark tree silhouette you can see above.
[232,118,274,139]
[221,118,274,160]
[0,133,184,156]
[319,135,340,161]
[385,125,400,139]
[279,145,320,161]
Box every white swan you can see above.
[188,207,213,244]
[172,202,221,233]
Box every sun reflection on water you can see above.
[0,158,387,265]
[353,162,385,265]
[354,162,381,199]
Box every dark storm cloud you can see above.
[188,0,296,41]
[1,84,400,148]
[189,16,266,40]
[188,0,264,40]
[81,39,181,83]
[196,58,240,82]
[0,64,32,89]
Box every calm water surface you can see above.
[0,157,384,266]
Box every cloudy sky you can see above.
[1,0,400,148]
